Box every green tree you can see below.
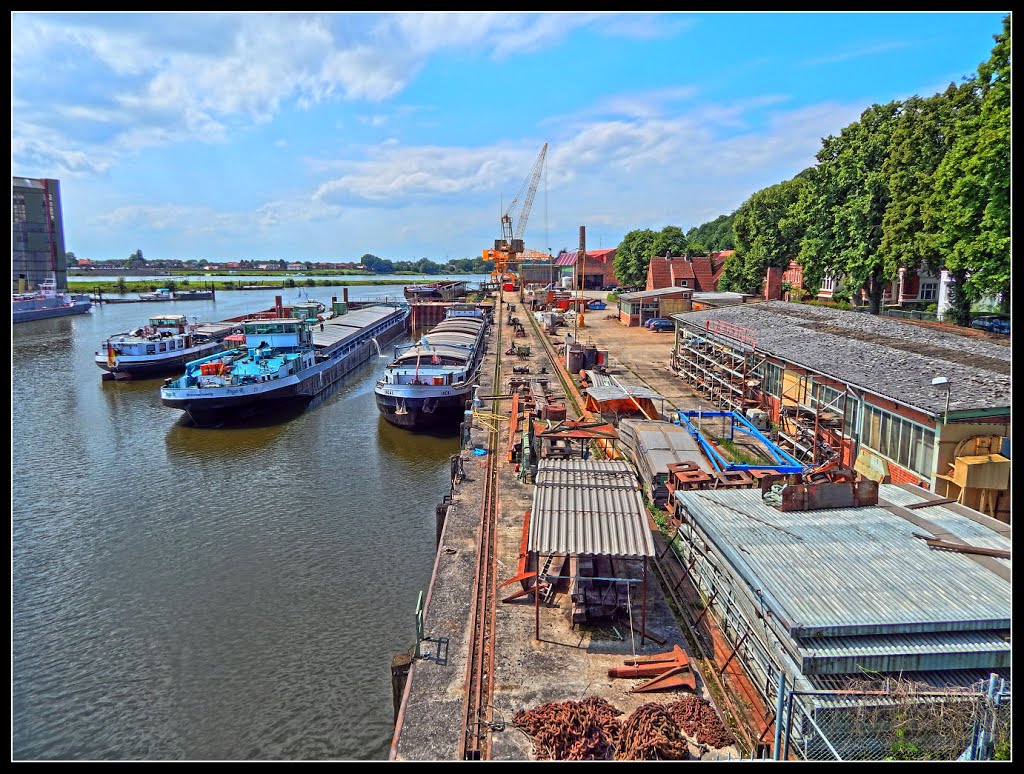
[115,276,128,293]
[360,253,394,273]
[926,14,1010,323]
[715,253,749,294]
[650,225,688,259]
[881,87,973,285]
[729,177,805,294]
[800,102,900,314]
[125,249,146,268]
[686,213,736,252]
[613,228,657,287]
[415,258,442,274]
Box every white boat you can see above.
[138,288,173,301]
[95,314,235,380]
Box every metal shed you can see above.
[669,482,1011,699]
[528,459,656,639]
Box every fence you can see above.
[780,674,1010,761]
[658,528,1011,762]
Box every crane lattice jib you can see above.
[513,143,547,242]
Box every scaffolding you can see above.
[673,326,766,416]
[674,323,851,471]
[775,371,852,468]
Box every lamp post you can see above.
[931,376,951,424]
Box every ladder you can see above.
[537,553,556,604]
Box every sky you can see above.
[11,11,1010,264]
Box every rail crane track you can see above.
[459,291,505,760]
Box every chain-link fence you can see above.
[781,674,1011,762]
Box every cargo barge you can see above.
[374,303,488,431]
[162,302,410,426]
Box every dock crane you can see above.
[483,142,549,288]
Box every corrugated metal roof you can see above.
[673,487,1011,638]
[618,287,691,302]
[690,292,752,305]
[796,630,1011,675]
[877,485,1011,565]
[529,459,655,558]
[672,301,1010,415]
[328,305,400,329]
[194,322,235,338]
[312,306,403,349]
[585,385,665,402]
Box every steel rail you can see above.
[459,292,504,760]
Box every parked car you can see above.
[970,315,1011,334]
[644,317,671,329]
[649,319,675,333]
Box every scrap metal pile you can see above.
[512,695,734,760]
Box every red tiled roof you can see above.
[646,255,722,292]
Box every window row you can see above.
[861,403,934,478]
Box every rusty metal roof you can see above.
[528,459,655,558]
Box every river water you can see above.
[12,283,469,761]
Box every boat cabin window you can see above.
[244,322,298,336]
[159,343,166,352]
[146,345,156,355]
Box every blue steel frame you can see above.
[674,409,805,474]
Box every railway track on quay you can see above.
[458,291,506,760]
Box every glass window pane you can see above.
[908,424,922,473]
[918,430,935,477]
[879,412,891,457]
[898,419,912,468]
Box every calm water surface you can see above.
[12,285,461,760]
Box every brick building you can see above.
[669,301,1011,522]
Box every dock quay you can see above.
[389,292,747,762]
[389,290,1011,762]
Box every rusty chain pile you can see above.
[615,703,691,760]
[665,695,736,749]
[512,696,622,760]
[513,694,734,760]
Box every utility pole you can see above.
[577,226,586,330]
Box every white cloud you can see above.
[803,40,910,67]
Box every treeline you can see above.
[619,15,1009,325]
[613,219,736,288]
[359,253,488,274]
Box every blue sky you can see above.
[11,11,1009,264]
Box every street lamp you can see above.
[931,376,951,423]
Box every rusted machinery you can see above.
[608,645,696,693]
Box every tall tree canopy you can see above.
[721,177,805,295]
[616,15,1008,325]
[613,229,656,287]
[685,213,735,254]
[925,14,1010,322]
[651,225,689,260]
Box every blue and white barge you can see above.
[162,303,410,426]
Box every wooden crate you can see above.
[952,454,1010,491]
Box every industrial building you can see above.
[617,287,751,327]
[670,302,1011,522]
[667,482,1010,760]
[12,176,70,291]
